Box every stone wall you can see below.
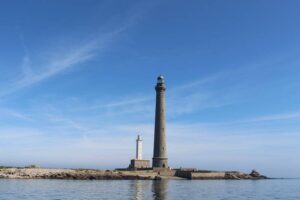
[175,170,192,179]
[129,159,150,169]
[175,170,226,179]
[191,172,225,179]
[153,168,176,176]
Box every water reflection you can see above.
[131,180,168,200]
[152,180,168,200]
[134,180,145,200]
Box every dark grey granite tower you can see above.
[152,75,168,168]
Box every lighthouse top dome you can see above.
[157,75,165,84]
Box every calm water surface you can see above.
[0,179,299,200]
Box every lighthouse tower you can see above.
[136,135,143,160]
[128,134,150,169]
[152,75,168,168]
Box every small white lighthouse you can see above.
[136,135,143,160]
[128,134,150,169]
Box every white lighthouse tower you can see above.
[136,135,143,160]
[128,134,150,169]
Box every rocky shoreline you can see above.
[0,167,268,180]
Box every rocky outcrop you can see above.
[225,172,252,180]
[224,170,268,180]
[0,168,158,180]
[175,169,268,180]
[0,168,268,180]
[249,170,268,179]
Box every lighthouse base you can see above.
[152,157,168,168]
[128,159,150,170]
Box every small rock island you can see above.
[0,167,267,180]
[0,76,268,180]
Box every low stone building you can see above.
[129,159,150,169]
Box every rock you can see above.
[225,172,241,180]
[25,165,41,169]
[250,170,260,177]
[250,170,267,179]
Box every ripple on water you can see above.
[0,179,299,200]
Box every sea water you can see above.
[0,179,299,200]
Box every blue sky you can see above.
[0,0,300,177]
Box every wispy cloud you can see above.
[19,41,97,86]
[0,17,136,98]
[247,112,300,122]
[69,72,232,118]
[0,39,100,97]
[0,108,33,121]
[205,111,300,126]
[0,127,42,141]
[166,77,236,116]
[75,96,151,111]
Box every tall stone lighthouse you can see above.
[152,75,168,168]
